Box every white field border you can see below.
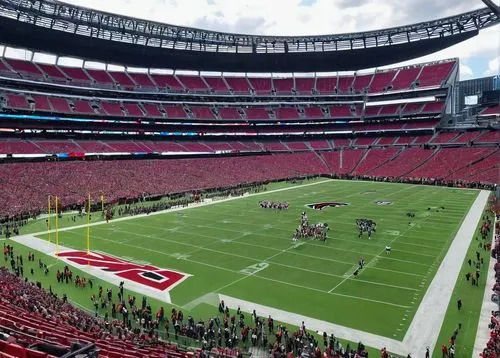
[220,190,490,356]
[9,180,490,356]
[28,178,333,237]
[8,237,192,304]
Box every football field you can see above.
[27,179,482,343]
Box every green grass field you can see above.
[24,179,481,343]
[433,205,494,357]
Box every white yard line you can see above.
[473,216,498,357]
[403,190,491,357]
[105,224,422,288]
[26,179,334,237]
[217,190,490,357]
[64,221,422,293]
[211,245,295,293]
[327,192,436,294]
[13,231,412,309]
[7,183,488,357]
[143,212,436,258]
[218,293,407,354]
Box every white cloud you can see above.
[62,0,486,36]
[484,57,500,76]
[459,64,474,79]
[5,0,499,77]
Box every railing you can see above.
[0,0,497,54]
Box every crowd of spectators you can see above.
[340,174,497,191]
[480,198,500,358]
[116,185,267,217]
[1,247,164,345]
[0,153,326,219]
[0,144,497,220]
[0,240,389,358]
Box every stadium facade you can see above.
[0,0,498,216]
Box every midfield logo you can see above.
[374,200,393,206]
[306,202,349,210]
[57,251,190,299]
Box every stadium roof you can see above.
[0,0,498,72]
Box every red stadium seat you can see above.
[25,349,48,358]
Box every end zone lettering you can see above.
[57,251,189,293]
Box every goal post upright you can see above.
[55,196,59,256]
[86,193,91,255]
[47,195,51,244]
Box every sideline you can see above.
[218,293,406,354]
[7,185,489,356]
[26,179,333,237]
[473,216,498,356]
[403,190,491,356]
[216,191,490,357]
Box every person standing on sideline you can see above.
[425,346,430,358]
[457,299,462,311]
[441,344,448,357]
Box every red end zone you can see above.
[57,251,190,300]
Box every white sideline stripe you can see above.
[472,216,498,357]
[7,236,189,305]
[218,293,407,354]
[26,179,333,237]
[30,228,414,309]
[403,190,490,356]
[9,183,487,355]
[214,191,489,356]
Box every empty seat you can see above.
[177,75,208,91]
[37,64,67,80]
[61,67,92,82]
[203,76,229,93]
[123,103,145,116]
[248,77,272,94]
[128,73,156,88]
[6,93,30,109]
[150,74,183,90]
[86,69,114,84]
[101,102,124,116]
[295,78,314,94]
[245,108,269,120]
[315,77,336,93]
[225,77,250,93]
[273,78,294,94]
[109,71,136,88]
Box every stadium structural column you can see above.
[55,196,59,256]
[47,195,51,244]
[86,193,91,256]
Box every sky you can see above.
[4,0,500,78]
